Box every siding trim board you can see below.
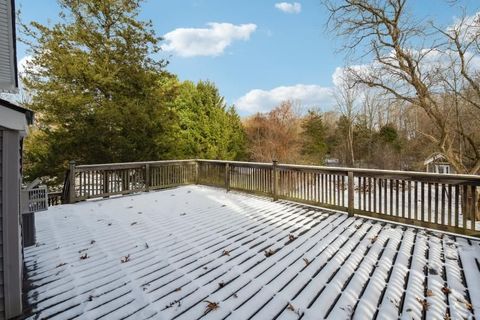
[2,129,22,318]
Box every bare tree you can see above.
[334,71,360,166]
[324,0,480,175]
[244,101,303,163]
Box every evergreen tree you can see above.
[301,110,327,164]
[22,0,174,183]
[171,80,246,160]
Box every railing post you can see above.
[225,163,230,191]
[348,171,354,217]
[195,160,199,184]
[272,160,278,201]
[68,160,76,204]
[102,170,109,198]
[145,163,150,192]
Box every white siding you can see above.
[0,129,4,318]
[0,0,17,93]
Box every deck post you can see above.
[272,160,279,201]
[145,163,150,192]
[102,170,109,197]
[348,171,354,217]
[195,160,199,184]
[225,163,230,191]
[68,160,76,203]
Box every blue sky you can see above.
[15,0,479,115]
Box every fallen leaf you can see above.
[264,249,275,257]
[286,303,300,315]
[203,301,219,315]
[303,258,310,266]
[80,253,89,260]
[218,282,225,288]
[465,301,473,311]
[416,297,430,310]
[121,254,130,263]
[175,287,182,292]
[426,290,433,297]
[222,250,230,256]
[288,234,296,241]
[442,287,451,294]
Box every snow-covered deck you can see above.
[25,185,480,320]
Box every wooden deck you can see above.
[24,186,479,319]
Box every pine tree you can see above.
[301,110,327,165]
[22,0,173,183]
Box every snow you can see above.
[24,185,480,319]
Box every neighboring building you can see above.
[424,152,454,174]
[0,98,33,319]
[324,157,340,167]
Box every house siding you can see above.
[0,127,22,319]
[0,129,4,318]
[0,0,18,92]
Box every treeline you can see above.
[242,100,431,171]
[21,0,246,184]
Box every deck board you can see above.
[24,185,479,319]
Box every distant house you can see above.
[325,157,340,167]
[424,152,454,174]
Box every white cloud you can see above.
[448,12,480,43]
[162,22,257,57]
[274,2,302,14]
[18,55,34,75]
[236,84,334,114]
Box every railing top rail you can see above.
[196,159,272,167]
[276,163,480,182]
[198,159,479,182]
[75,159,197,170]
[73,158,479,182]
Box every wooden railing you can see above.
[64,159,480,236]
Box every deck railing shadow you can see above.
[60,159,479,236]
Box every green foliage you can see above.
[170,80,246,160]
[301,110,327,164]
[379,124,399,144]
[21,0,246,184]
[22,0,173,183]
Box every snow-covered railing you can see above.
[67,160,197,202]
[65,159,480,236]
